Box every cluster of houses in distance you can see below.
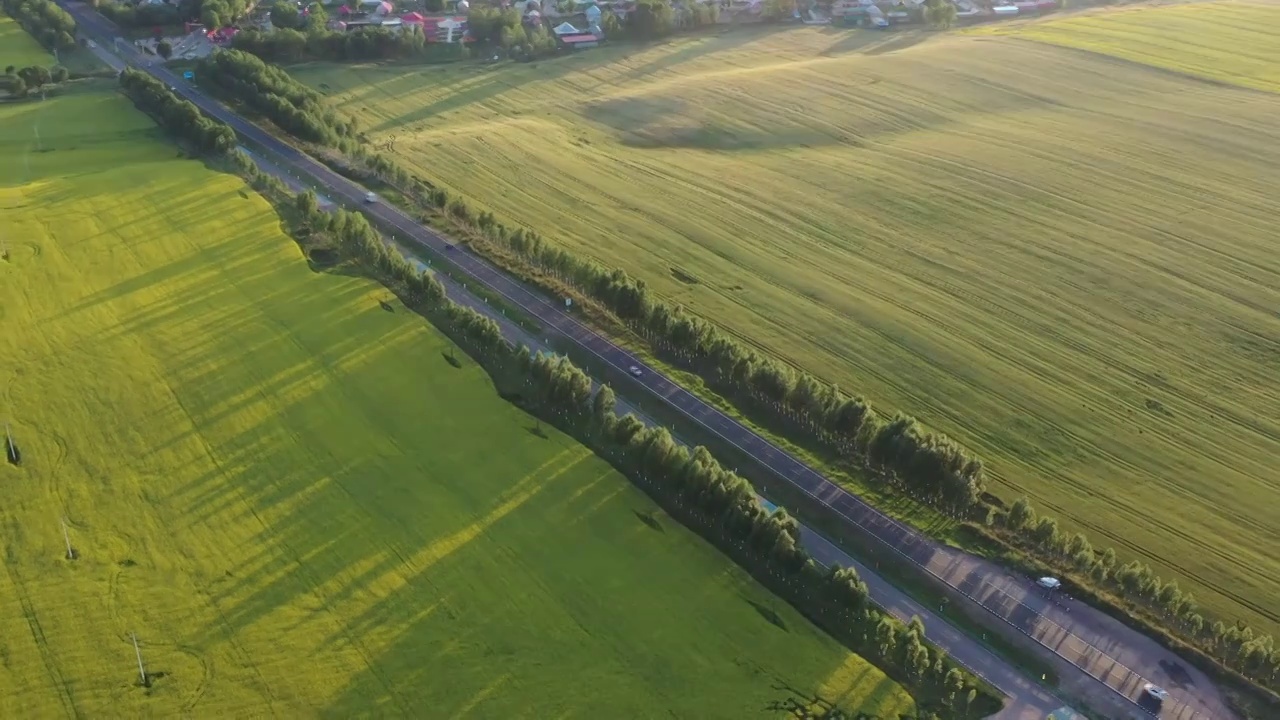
[133,0,1062,60]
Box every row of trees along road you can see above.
[194,49,358,146]
[230,2,716,65]
[279,185,1000,720]
[180,46,1280,704]
[118,68,237,154]
[491,227,989,514]
[95,0,251,31]
[192,48,414,187]
[1,0,76,51]
[1002,496,1280,689]
[231,25,472,64]
[222,1,715,65]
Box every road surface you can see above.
[64,7,1233,719]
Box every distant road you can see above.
[62,8,1229,719]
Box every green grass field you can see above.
[1,16,54,68]
[993,1,1280,93]
[0,39,916,718]
[0,16,107,76]
[290,14,1280,635]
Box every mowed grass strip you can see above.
[0,62,915,717]
[292,27,1280,634]
[994,0,1280,94]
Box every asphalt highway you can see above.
[61,8,1222,718]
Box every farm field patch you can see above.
[0,48,914,717]
[292,26,1280,634]
[994,0,1280,94]
[0,15,54,68]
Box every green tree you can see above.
[156,40,173,60]
[498,23,527,50]
[295,189,319,217]
[592,384,616,422]
[761,0,795,21]
[303,3,328,32]
[600,10,623,38]
[49,64,68,83]
[1098,546,1117,572]
[5,74,26,98]
[1007,496,1035,531]
[270,0,302,29]
[201,5,225,29]
[17,65,51,90]
[628,0,674,39]
[923,0,957,28]
[1031,516,1059,550]
[1157,581,1182,613]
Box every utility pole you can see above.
[4,422,14,463]
[132,633,148,686]
[61,518,75,560]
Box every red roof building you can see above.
[558,33,599,48]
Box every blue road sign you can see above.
[183,71,194,80]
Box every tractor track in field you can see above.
[4,551,81,719]
[175,643,213,713]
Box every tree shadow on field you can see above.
[15,144,243,215]
[161,342,863,719]
[817,27,928,58]
[49,197,872,716]
[364,57,585,135]
[621,124,842,152]
[583,96,842,152]
[169,393,607,714]
[857,30,930,57]
[56,236,246,320]
[38,212,412,467]
[746,598,789,633]
[633,508,663,532]
[613,26,776,84]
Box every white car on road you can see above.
[628,366,643,378]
